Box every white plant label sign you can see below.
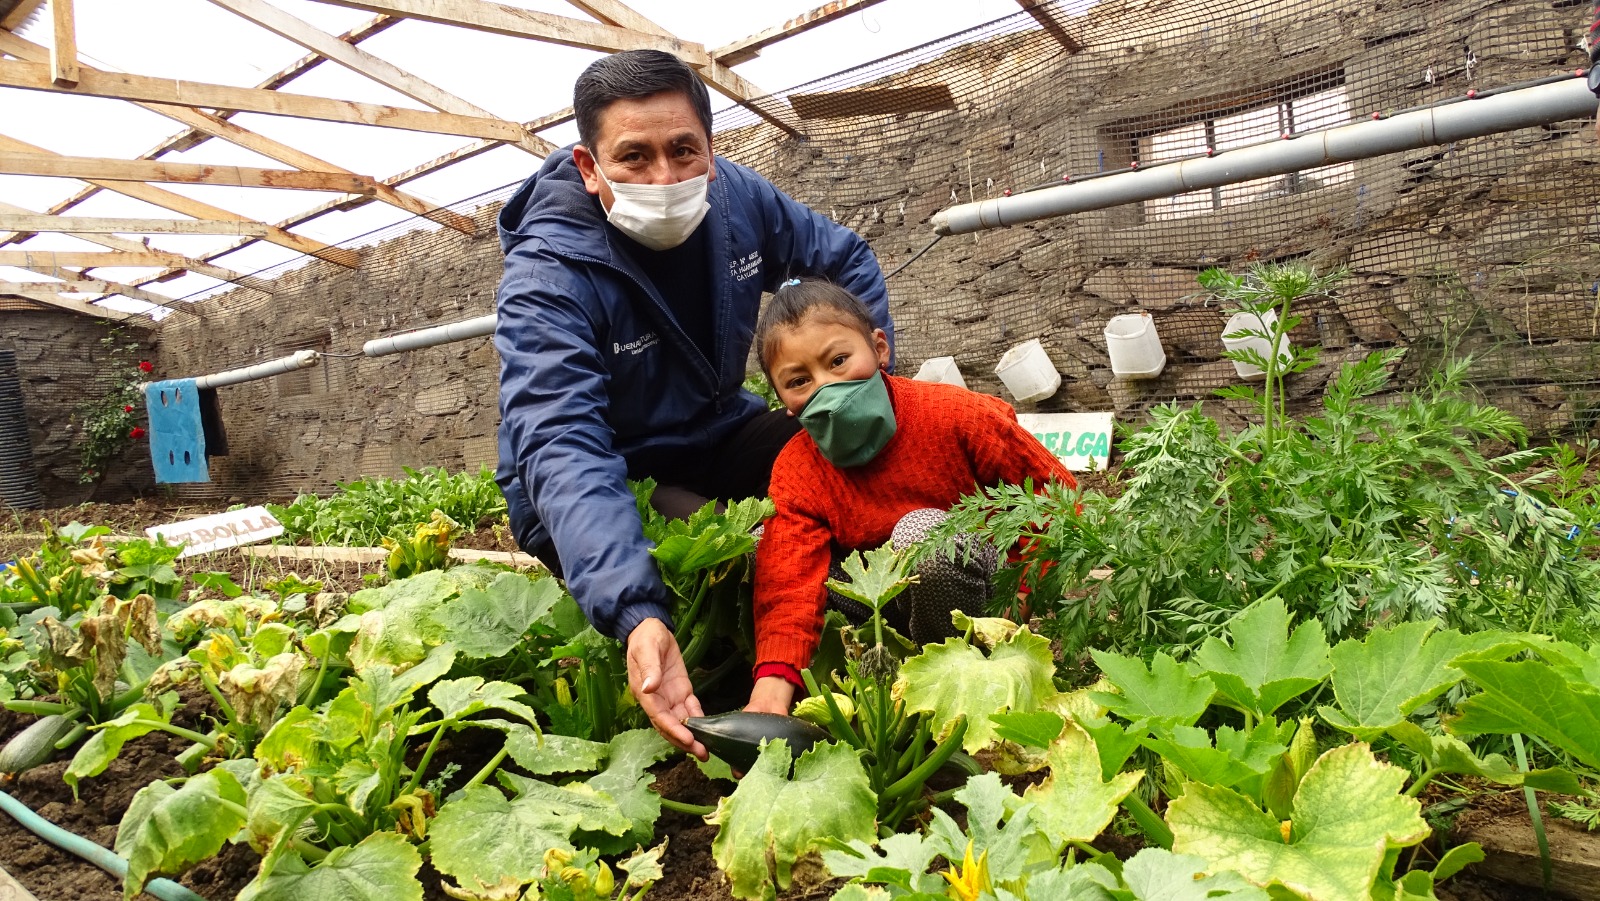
[147,506,284,558]
[1015,411,1115,471]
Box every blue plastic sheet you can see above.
[145,379,209,483]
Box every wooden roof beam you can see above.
[0,135,358,268]
[1015,0,1084,53]
[0,200,273,291]
[0,59,532,141]
[313,0,708,63]
[0,0,43,30]
[712,0,894,66]
[48,0,76,85]
[0,151,378,193]
[565,0,801,138]
[0,214,272,236]
[0,250,225,268]
[0,278,178,308]
[0,289,133,320]
[206,0,556,157]
[0,28,476,238]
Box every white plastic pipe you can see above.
[932,76,1599,235]
[194,349,319,389]
[362,313,497,357]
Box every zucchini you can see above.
[684,711,831,773]
[0,714,79,774]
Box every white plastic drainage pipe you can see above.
[362,313,497,357]
[932,76,1598,235]
[194,349,320,389]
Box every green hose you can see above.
[0,789,209,901]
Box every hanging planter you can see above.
[1104,313,1166,380]
[912,356,967,388]
[1222,309,1292,381]
[994,339,1061,403]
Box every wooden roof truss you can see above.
[0,0,897,319]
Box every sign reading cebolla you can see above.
[1015,411,1116,471]
[146,506,284,558]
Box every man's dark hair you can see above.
[755,278,877,374]
[574,50,713,150]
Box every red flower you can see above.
[138,361,153,373]
[129,427,147,440]
[123,404,134,413]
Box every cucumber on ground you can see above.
[0,714,79,774]
[684,711,831,773]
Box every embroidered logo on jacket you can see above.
[614,332,661,356]
[730,251,762,283]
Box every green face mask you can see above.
[797,370,897,468]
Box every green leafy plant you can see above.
[268,466,507,547]
[380,509,460,580]
[930,263,1600,663]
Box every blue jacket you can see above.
[494,149,892,643]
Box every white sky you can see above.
[0,0,1032,316]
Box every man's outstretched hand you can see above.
[626,617,707,760]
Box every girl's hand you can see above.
[744,676,796,715]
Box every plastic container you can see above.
[993,338,1061,403]
[1104,312,1166,379]
[912,356,967,388]
[1222,309,1291,381]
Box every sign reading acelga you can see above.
[1015,412,1116,471]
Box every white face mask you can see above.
[592,161,710,251]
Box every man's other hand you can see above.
[626,617,707,760]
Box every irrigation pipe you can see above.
[0,789,209,901]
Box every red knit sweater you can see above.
[753,375,1075,673]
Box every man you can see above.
[494,50,892,757]
[1590,1,1600,141]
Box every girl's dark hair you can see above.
[574,50,713,150]
[755,278,876,373]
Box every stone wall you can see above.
[142,0,1600,499]
[0,310,156,506]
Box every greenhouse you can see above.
[3,0,1600,898]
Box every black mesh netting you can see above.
[25,0,1599,502]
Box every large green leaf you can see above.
[1089,650,1214,729]
[116,769,248,900]
[1022,724,1143,846]
[826,544,916,612]
[822,833,943,896]
[432,573,563,659]
[1191,598,1329,719]
[649,497,771,583]
[1451,658,1600,771]
[1142,723,1286,791]
[430,777,629,888]
[426,677,540,726]
[896,628,1059,753]
[1319,624,1519,741]
[579,728,674,855]
[710,739,877,901]
[65,703,167,796]
[926,773,1052,886]
[244,773,317,857]
[1120,848,1271,900]
[1387,722,1580,793]
[1168,743,1429,901]
[503,728,608,776]
[236,830,422,901]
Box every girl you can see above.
[747,278,1074,714]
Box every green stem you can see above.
[1513,733,1553,893]
[289,838,330,862]
[402,722,452,797]
[803,670,861,748]
[1404,766,1442,798]
[120,720,220,748]
[306,643,333,706]
[1069,839,1103,859]
[672,581,709,648]
[464,747,509,791]
[659,798,716,816]
[200,672,237,725]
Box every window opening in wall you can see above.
[1105,70,1354,224]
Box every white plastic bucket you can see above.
[994,339,1061,403]
[1222,309,1291,381]
[1104,313,1166,379]
[912,355,967,389]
